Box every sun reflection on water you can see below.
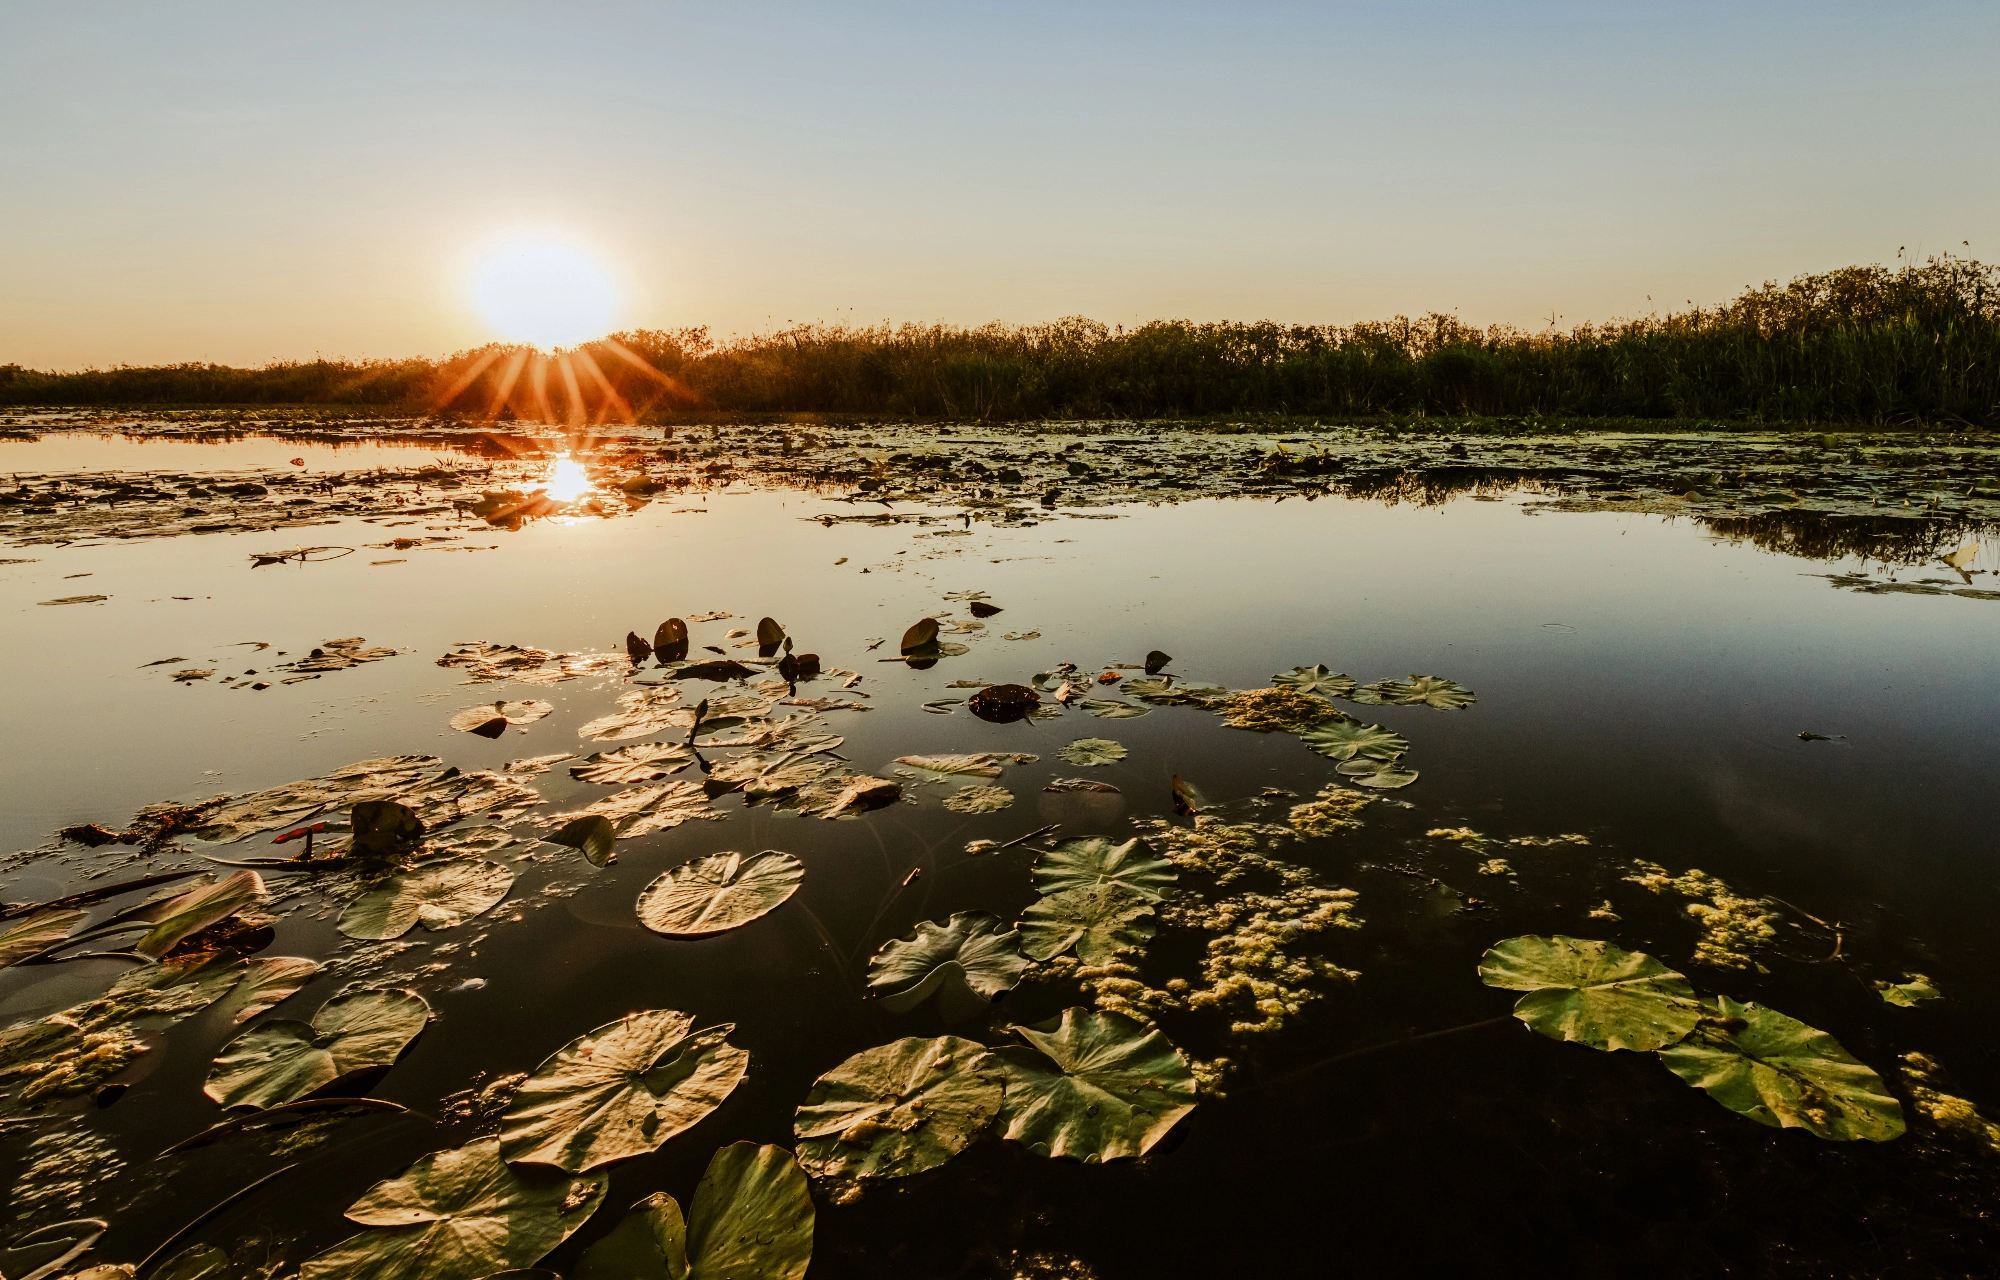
[542,454,594,502]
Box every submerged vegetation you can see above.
[6,257,2000,427]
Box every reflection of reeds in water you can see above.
[1335,466,1568,508]
[1697,512,1996,566]
[5,256,1998,427]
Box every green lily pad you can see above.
[338,859,514,940]
[1121,678,1227,706]
[892,752,1033,778]
[572,1192,688,1280]
[866,912,1029,1013]
[1272,664,1357,698]
[205,987,429,1109]
[685,1144,815,1280]
[300,1137,606,1280]
[1354,675,1475,709]
[1078,698,1150,719]
[0,908,84,967]
[793,1035,1005,1182]
[211,955,320,1024]
[1032,837,1176,902]
[1057,738,1126,767]
[636,851,803,936]
[941,784,1014,814]
[500,1010,749,1173]
[1658,995,1905,1141]
[991,1008,1198,1162]
[1298,720,1408,762]
[1338,760,1420,789]
[1019,884,1156,963]
[1478,935,1702,1052]
[1877,973,1940,1007]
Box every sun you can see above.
[469,232,620,349]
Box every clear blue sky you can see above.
[3,1,1995,368]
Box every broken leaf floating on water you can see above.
[1877,973,1941,1007]
[500,1010,749,1173]
[1020,883,1156,964]
[866,912,1030,1014]
[899,617,940,654]
[636,851,804,936]
[991,1007,1198,1163]
[1478,935,1703,1053]
[1032,837,1176,901]
[626,631,653,663]
[1271,664,1357,699]
[942,784,1014,814]
[1658,994,1905,1142]
[1298,720,1409,762]
[1077,698,1149,719]
[1143,649,1171,675]
[338,859,514,940]
[206,988,431,1110]
[1057,738,1126,767]
[299,1136,607,1280]
[1351,674,1476,710]
[0,907,85,967]
[450,700,555,738]
[575,1143,814,1280]
[793,1035,1006,1183]
[547,815,618,868]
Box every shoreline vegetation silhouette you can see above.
[5,257,1996,429]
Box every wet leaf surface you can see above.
[500,1011,748,1172]
[684,1143,814,1280]
[1271,664,1356,698]
[553,780,722,839]
[794,1036,1005,1183]
[941,784,1014,814]
[338,860,514,940]
[1479,935,1702,1052]
[1032,837,1177,901]
[546,815,617,868]
[206,988,431,1109]
[1658,995,1905,1141]
[1020,884,1156,964]
[1354,674,1476,709]
[866,912,1029,1012]
[991,1008,1197,1162]
[636,851,804,936]
[1057,738,1126,767]
[1298,720,1409,762]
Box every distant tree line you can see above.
[4,257,1995,427]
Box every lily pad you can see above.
[0,1218,107,1280]
[0,908,85,967]
[299,1136,607,1280]
[1338,760,1420,789]
[991,1008,1197,1162]
[1057,738,1126,767]
[967,683,1039,723]
[654,618,690,662]
[1032,837,1176,902]
[206,988,431,1109]
[1019,884,1156,963]
[500,1010,749,1172]
[1272,664,1357,698]
[793,1036,1005,1182]
[572,1192,688,1280]
[1354,675,1475,710]
[900,618,940,653]
[892,752,1034,778]
[351,800,424,861]
[866,912,1029,1013]
[637,851,803,936]
[548,815,617,868]
[126,871,266,959]
[450,700,555,737]
[211,955,320,1024]
[1878,973,1941,1007]
[942,784,1014,814]
[1122,677,1227,706]
[684,1143,815,1280]
[1077,698,1149,719]
[1478,935,1702,1052]
[570,743,693,785]
[1657,995,1905,1141]
[556,780,723,839]
[1298,720,1408,762]
[338,859,514,940]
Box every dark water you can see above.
[4,432,1999,1278]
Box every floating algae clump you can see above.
[1289,785,1374,838]
[1134,815,1297,885]
[0,1019,149,1105]
[1215,687,1343,733]
[1426,826,1485,844]
[1624,860,1780,970]
[10,1123,126,1226]
[1902,1052,2000,1154]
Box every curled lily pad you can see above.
[1299,720,1408,762]
[1658,995,1905,1141]
[1077,698,1149,719]
[654,618,690,662]
[685,1143,815,1280]
[866,912,1029,1013]
[206,988,431,1109]
[793,1036,1005,1182]
[1019,884,1155,963]
[637,851,803,936]
[900,618,940,653]
[1478,935,1701,1052]
[942,784,1014,814]
[1032,837,1176,901]
[1057,738,1126,767]
[500,1010,749,1173]
[125,870,266,959]
[548,815,617,868]
[299,1136,607,1280]
[1143,650,1171,674]
[573,1192,687,1280]
[1272,664,1356,698]
[351,800,424,861]
[338,860,514,940]
[450,700,555,737]
[1354,675,1475,709]
[0,908,85,967]
[992,1008,1197,1162]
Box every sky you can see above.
[2,1,1996,370]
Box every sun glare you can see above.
[543,454,594,502]
[470,233,620,349]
